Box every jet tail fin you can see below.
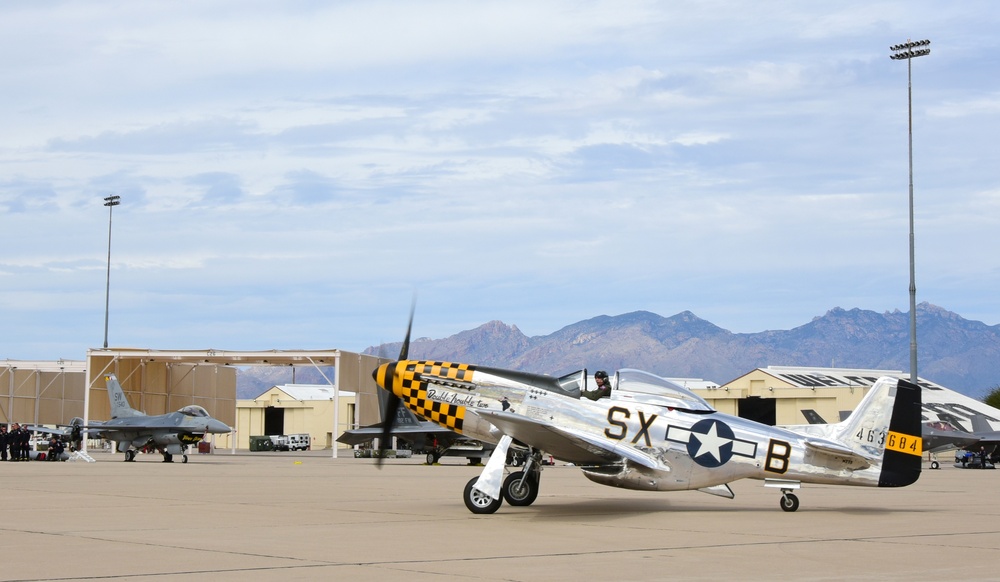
[833,376,922,487]
[971,414,994,434]
[376,385,420,427]
[105,374,144,419]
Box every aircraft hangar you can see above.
[3,348,388,455]
[698,365,1000,433]
[1,359,88,428]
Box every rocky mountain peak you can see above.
[359,304,1000,397]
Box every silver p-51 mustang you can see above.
[372,321,922,513]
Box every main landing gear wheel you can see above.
[463,477,502,514]
[124,450,136,462]
[930,460,940,470]
[163,453,173,463]
[502,471,540,506]
[182,454,189,464]
[426,453,437,465]
[780,493,800,512]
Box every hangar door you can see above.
[264,406,284,436]
[738,396,776,426]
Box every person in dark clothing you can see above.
[0,426,8,461]
[19,426,31,461]
[9,423,21,461]
[70,424,83,453]
[583,371,613,401]
[47,437,59,461]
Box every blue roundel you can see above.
[686,419,735,468]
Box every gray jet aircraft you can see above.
[88,374,231,463]
[337,388,494,464]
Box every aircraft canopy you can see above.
[614,368,715,412]
[178,404,211,418]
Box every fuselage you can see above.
[102,410,231,449]
[374,360,886,492]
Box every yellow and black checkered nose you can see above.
[372,360,470,433]
[373,362,396,392]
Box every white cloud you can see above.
[929,94,1000,118]
[2,1,999,359]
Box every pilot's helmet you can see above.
[595,371,608,380]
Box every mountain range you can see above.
[235,303,998,398]
[353,303,1000,398]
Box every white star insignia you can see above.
[692,423,730,462]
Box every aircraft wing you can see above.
[337,422,458,446]
[476,410,660,469]
[803,438,875,469]
[84,423,204,437]
[26,425,70,436]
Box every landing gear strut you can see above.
[464,477,503,514]
[503,470,540,506]
[503,449,542,506]
[462,445,544,514]
[780,491,800,512]
[765,479,801,513]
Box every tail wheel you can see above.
[780,493,800,512]
[463,477,502,514]
[502,471,540,506]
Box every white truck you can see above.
[270,434,310,451]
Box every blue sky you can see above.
[2,1,998,360]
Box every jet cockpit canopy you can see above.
[178,404,211,418]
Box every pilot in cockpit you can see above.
[583,370,612,401]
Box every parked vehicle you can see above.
[954,449,996,469]
[270,434,310,451]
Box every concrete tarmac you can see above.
[2,451,998,581]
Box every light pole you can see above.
[890,39,930,384]
[102,195,121,349]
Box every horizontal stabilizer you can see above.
[337,422,458,445]
[804,438,874,469]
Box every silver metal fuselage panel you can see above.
[409,368,883,491]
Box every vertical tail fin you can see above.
[376,385,420,427]
[835,376,922,487]
[877,378,923,487]
[970,414,995,434]
[105,374,144,419]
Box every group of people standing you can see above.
[0,424,33,461]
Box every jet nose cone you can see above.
[208,419,232,433]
